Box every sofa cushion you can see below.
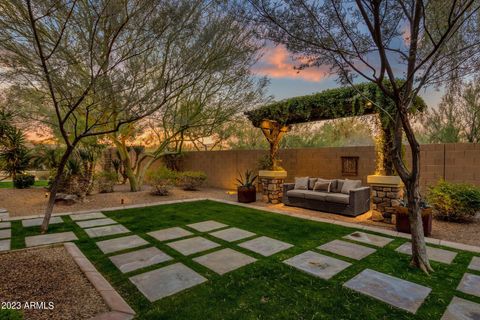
[286,189,306,198]
[308,178,318,190]
[326,193,350,204]
[303,190,329,201]
[341,179,362,194]
[294,177,309,190]
[332,179,344,193]
[313,181,331,192]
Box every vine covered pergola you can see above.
[246,82,427,174]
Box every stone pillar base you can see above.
[259,170,287,204]
[367,175,404,223]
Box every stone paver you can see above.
[239,236,293,256]
[283,251,351,280]
[187,220,228,232]
[193,248,256,275]
[344,269,431,314]
[129,262,207,302]
[70,212,106,221]
[110,247,173,273]
[0,229,11,239]
[395,242,457,264]
[343,231,394,247]
[0,239,10,251]
[317,239,376,260]
[209,227,256,242]
[457,273,480,297]
[147,227,193,242]
[0,222,11,229]
[167,236,220,256]
[22,216,63,227]
[468,256,480,271]
[97,235,149,254]
[441,296,480,320]
[85,224,130,238]
[25,231,78,247]
[77,218,117,229]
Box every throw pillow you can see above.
[313,181,331,192]
[294,177,309,190]
[341,179,362,194]
[308,178,318,190]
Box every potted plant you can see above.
[236,170,257,203]
[395,199,432,236]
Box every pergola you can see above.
[246,82,427,174]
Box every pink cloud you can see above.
[253,45,329,82]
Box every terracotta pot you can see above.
[237,186,256,203]
[395,207,432,237]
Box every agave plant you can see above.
[236,170,257,189]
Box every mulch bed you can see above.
[0,246,109,320]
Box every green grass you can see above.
[9,200,480,319]
[0,180,48,188]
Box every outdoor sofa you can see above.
[282,177,371,217]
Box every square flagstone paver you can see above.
[457,273,480,297]
[22,216,63,228]
[96,235,149,254]
[239,236,293,257]
[147,227,193,242]
[84,224,130,238]
[317,239,376,260]
[76,218,117,229]
[129,262,207,302]
[441,296,480,320]
[283,251,351,280]
[110,247,173,273]
[0,239,10,251]
[25,231,78,247]
[209,227,256,242]
[0,222,11,229]
[395,242,457,264]
[187,220,228,232]
[70,212,106,221]
[0,229,11,239]
[343,231,394,247]
[193,248,256,275]
[344,269,431,314]
[167,236,220,256]
[468,256,480,271]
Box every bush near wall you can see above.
[146,167,177,196]
[13,173,35,189]
[177,171,207,191]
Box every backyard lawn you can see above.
[6,200,480,319]
[0,180,48,189]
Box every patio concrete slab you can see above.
[85,224,130,238]
[193,248,256,275]
[147,227,193,242]
[187,220,228,232]
[239,236,293,256]
[209,227,256,242]
[22,216,63,227]
[0,239,10,251]
[0,222,11,229]
[70,212,106,221]
[441,296,480,320]
[457,273,480,297]
[129,262,207,302]
[395,242,457,264]
[344,269,431,314]
[97,235,149,254]
[167,236,220,256]
[343,231,394,247]
[283,251,351,280]
[468,256,480,271]
[77,218,117,229]
[317,240,376,260]
[25,231,78,247]
[0,229,11,239]
[110,247,173,273]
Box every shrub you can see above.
[427,180,480,222]
[177,171,207,191]
[146,167,177,196]
[13,173,35,189]
[96,171,118,193]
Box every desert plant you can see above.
[177,171,207,191]
[257,154,273,171]
[0,127,30,181]
[427,180,480,222]
[13,173,35,189]
[96,171,118,193]
[236,170,257,189]
[146,167,177,196]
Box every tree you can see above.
[249,0,480,273]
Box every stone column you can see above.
[367,175,404,223]
[258,170,287,204]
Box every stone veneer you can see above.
[368,175,404,223]
[259,170,287,204]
